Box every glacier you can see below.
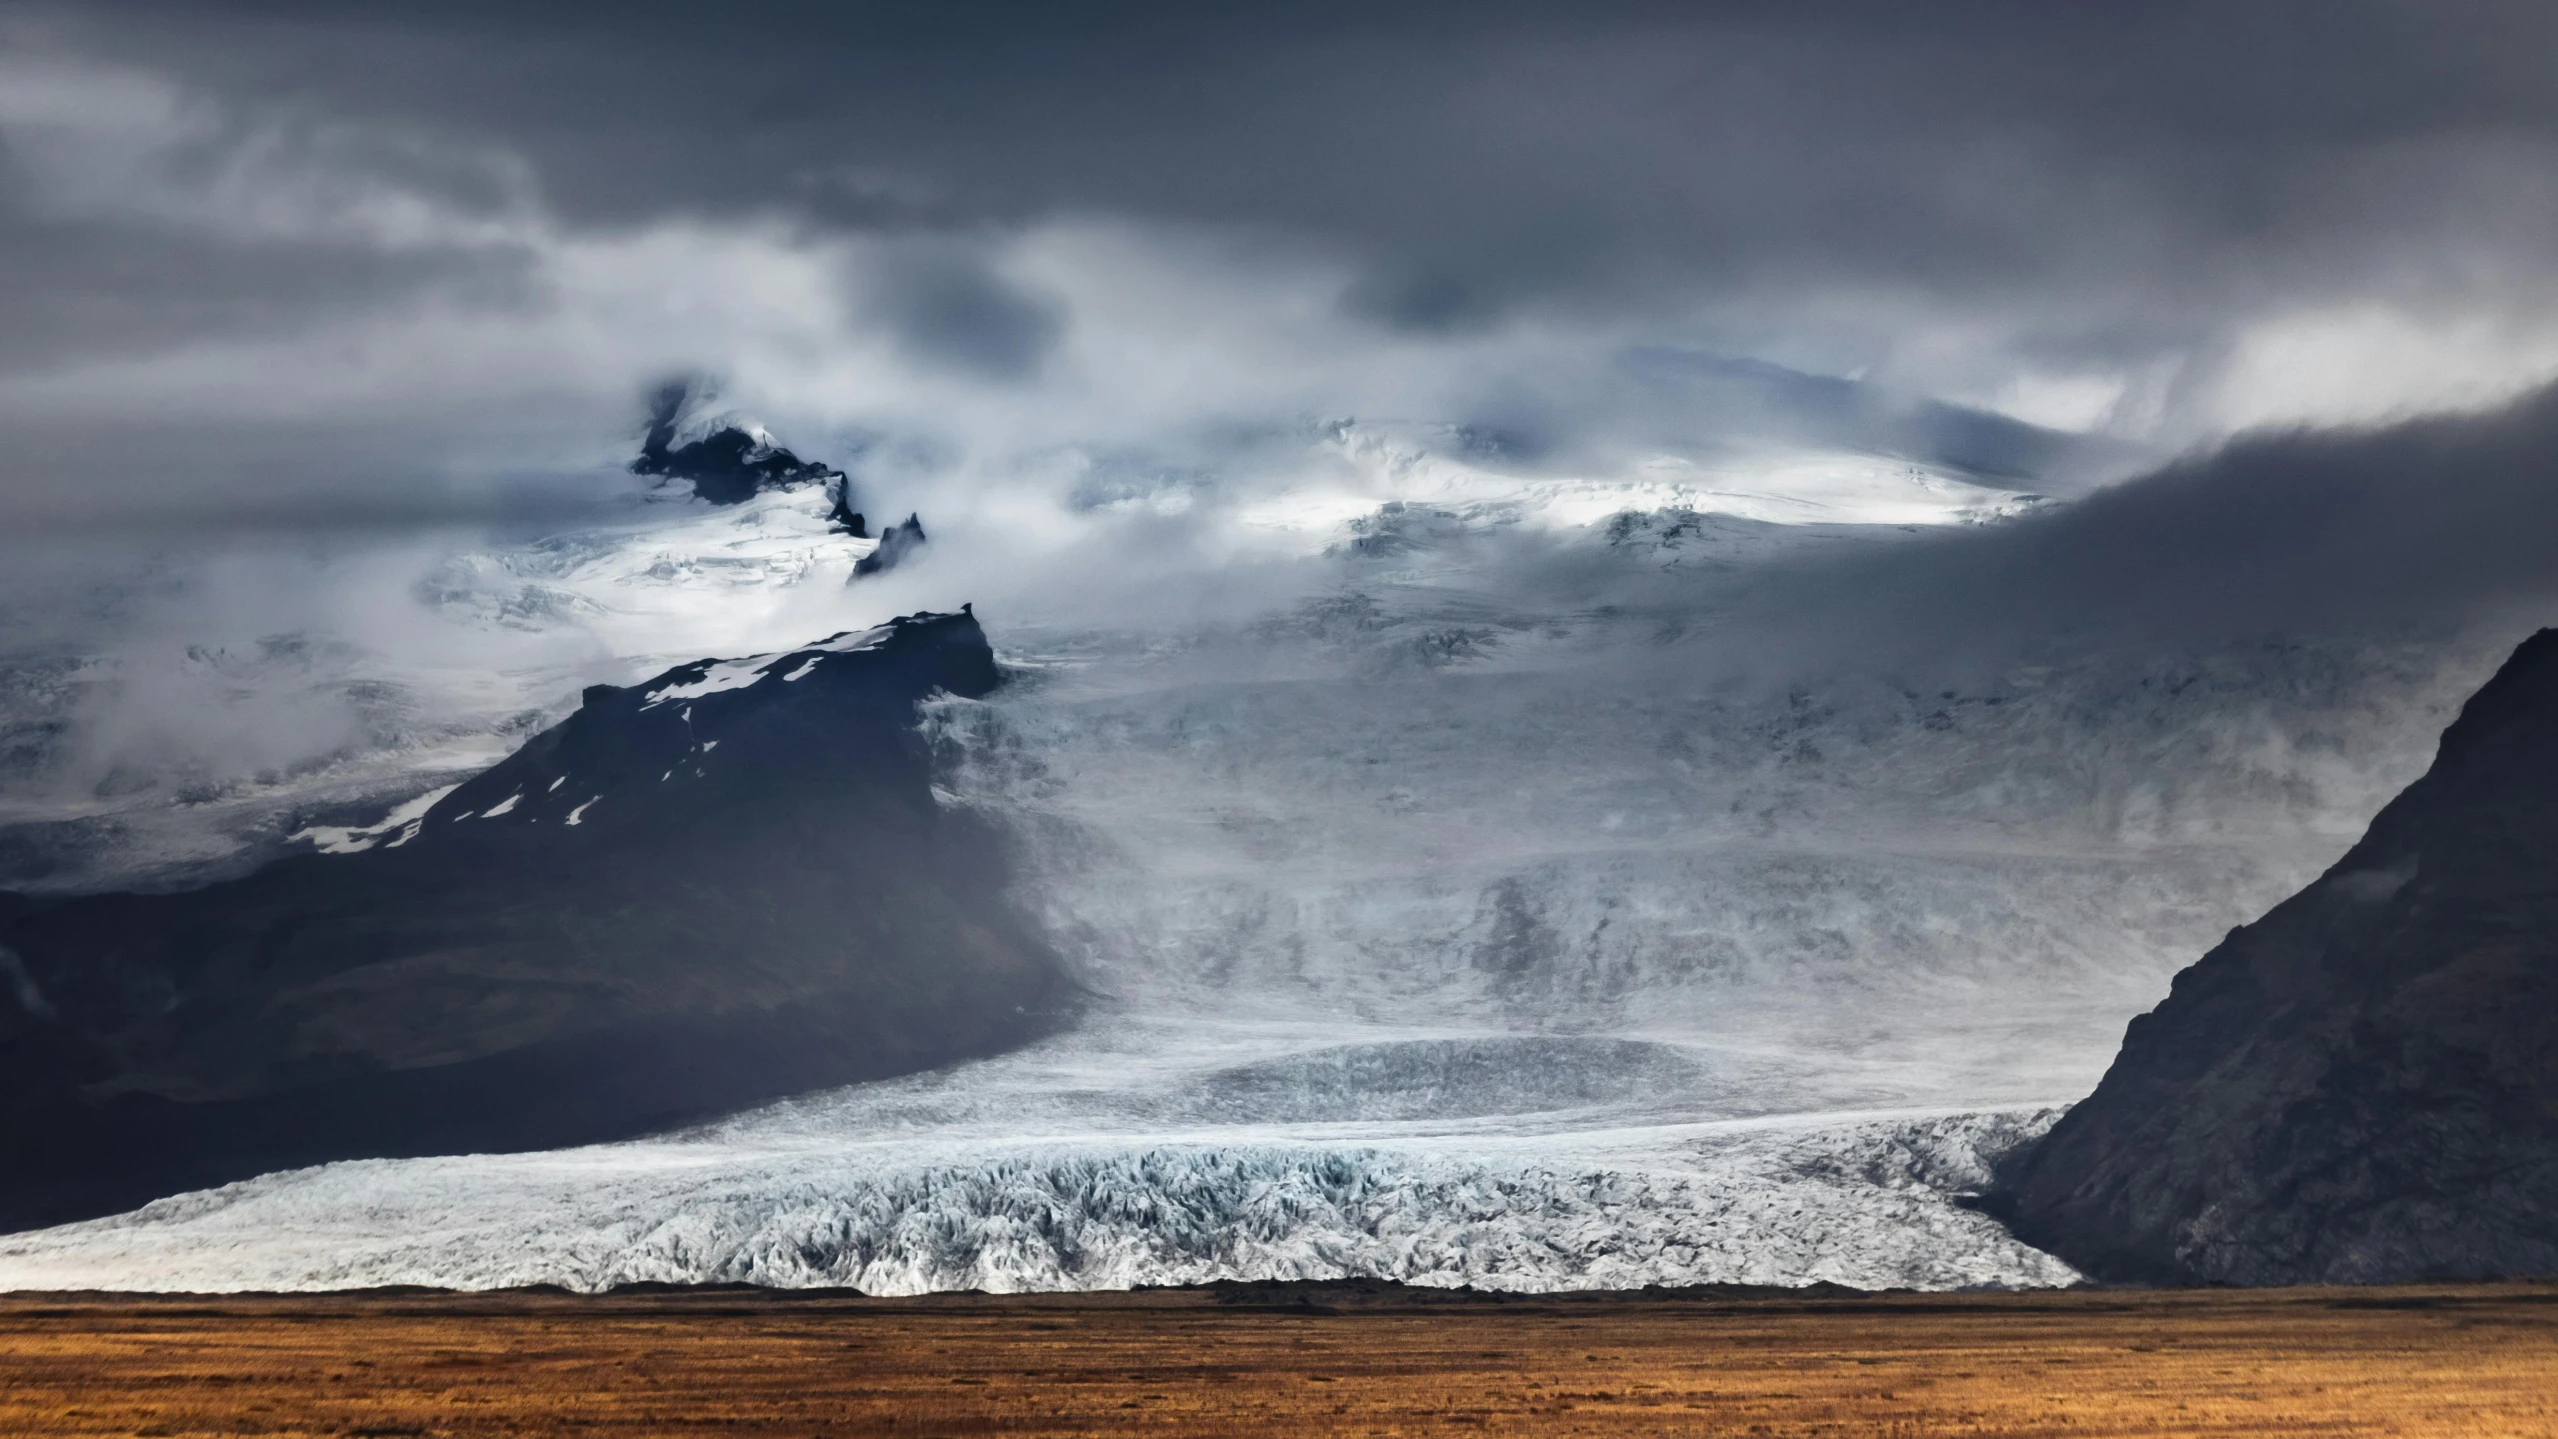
[0,1097,2072,1294]
[0,428,2522,1293]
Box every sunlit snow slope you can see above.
[0,436,2514,1293]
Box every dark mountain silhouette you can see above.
[0,609,1074,1233]
[1993,628,2558,1284]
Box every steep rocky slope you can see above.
[1997,629,2558,1283]
[0,610,1073,1232]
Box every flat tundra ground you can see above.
[0,1281,2552,1436]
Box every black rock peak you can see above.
[854,512,927,576]
[1994,627,2558,1284]
[631,381,845,506]
[0,608,1070,1232]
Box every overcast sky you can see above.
[3,0,2558,531]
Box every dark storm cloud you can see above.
[0,410,634,533]
[0,214,539,378]
[1608,350,2129,487]
[856,244,1061,382]
[1720,379,2558,679]
[2,0,2556,537]
[23,0,2558,337]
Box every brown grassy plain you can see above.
[0,1280,2552,1437]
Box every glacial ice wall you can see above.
[0,1107,2072,1295]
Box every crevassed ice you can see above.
[0,1110,2073,1295]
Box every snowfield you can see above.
[0,434,2519,1293]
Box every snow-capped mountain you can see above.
[0,610,1069,1231]
[0,412,923,897]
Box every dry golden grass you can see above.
[0,1280,2552,1436]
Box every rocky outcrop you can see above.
[1994,628,2558,1284]
[0,609,1074,1233]
[854,512,927,576]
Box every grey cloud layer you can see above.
[3,0,2557,577]
[32,1,2558,334]
[1710,382,2558,682]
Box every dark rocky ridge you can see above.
[0,609,1074,1233]
[855,512,927,576]
[1994,628,2558,1284]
